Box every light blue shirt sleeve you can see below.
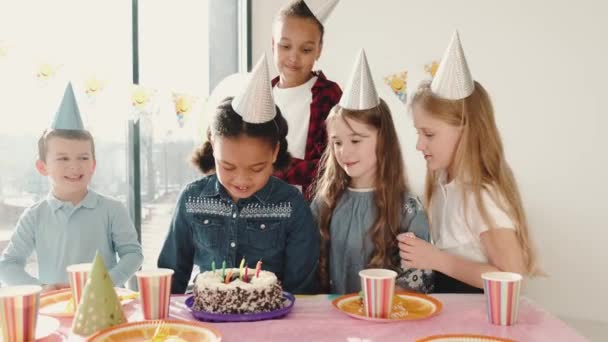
[0,208,43,285]
[1,192,143,287]
[106,201,143,286]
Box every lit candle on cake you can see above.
[211,260,216,274]
[244,266,249,282]
[221,260,226,277]
[255,260,262,278]
[239,257,245,279]
[225,269,233,284]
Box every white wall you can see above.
[252,0,608,322]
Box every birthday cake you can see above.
[193,267,284,314]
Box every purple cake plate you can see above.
[185,291,295,322]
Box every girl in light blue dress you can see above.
[312,50,433,294]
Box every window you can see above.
[0,1,132,280]
[0,0,244,286]
[137,0,210,271]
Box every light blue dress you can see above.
[312,189,433,294]
[0,189,143,286]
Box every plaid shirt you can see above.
[272,71,342,200]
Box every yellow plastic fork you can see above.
[151,320,170,342]
[118,292,140,301]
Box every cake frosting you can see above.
[193,268,284,314]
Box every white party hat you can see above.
[51,82,85,130]
[303,0,339,24]
[430,31,475,100]
[339,49,380,110]
[231,54,276,124]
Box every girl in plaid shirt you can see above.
[271,0,342,200]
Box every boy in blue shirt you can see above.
[0,83,143,291]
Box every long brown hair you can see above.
[411,80,538,275]
[314,99,409,291]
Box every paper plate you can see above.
[416,334,516,342]
[0,315,60,340]
[39,287,137,318]
[86,319,222,342]
[185,291,295,322]
[332,291,442,322]
[36,315,61,339]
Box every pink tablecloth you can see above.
[42,294,587,342]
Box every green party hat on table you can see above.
[72,252,126,336]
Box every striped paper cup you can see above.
[482,272,522,326]
[136,268,174,320]
[359,268,397,319]
[66,262,92,308]
[0,285,42,342]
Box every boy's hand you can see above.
[41,284,56,293]
[41,283,70,293]
[397,233,440,270]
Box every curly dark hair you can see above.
[275,0,325,44]
[191,97,291,174]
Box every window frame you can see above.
[128,0,250,244]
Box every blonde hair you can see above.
[313,99,409,291]
[411,80,538,275]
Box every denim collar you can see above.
[198,175,275,205]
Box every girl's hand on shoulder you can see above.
[397,232,440,270]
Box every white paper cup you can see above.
[359,268,397,318]
[482,272,522,325]
[136,269,174,320]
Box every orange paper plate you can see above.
[416,334,516,342]
[39,287,137,318]
[332,291,442,322]
[86,319,222,342]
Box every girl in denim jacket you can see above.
[158,56,319,294]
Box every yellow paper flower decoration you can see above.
[390,77,406,92]
[173,93,200,127]
[384,70,408,104]
[85,77,104,96]
[131,86,151,108]
[36,63,60,80]
[0,41,8,58]
[174,95,192,114]
[425,61,439,77]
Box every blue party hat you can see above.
[50,82,85,130]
